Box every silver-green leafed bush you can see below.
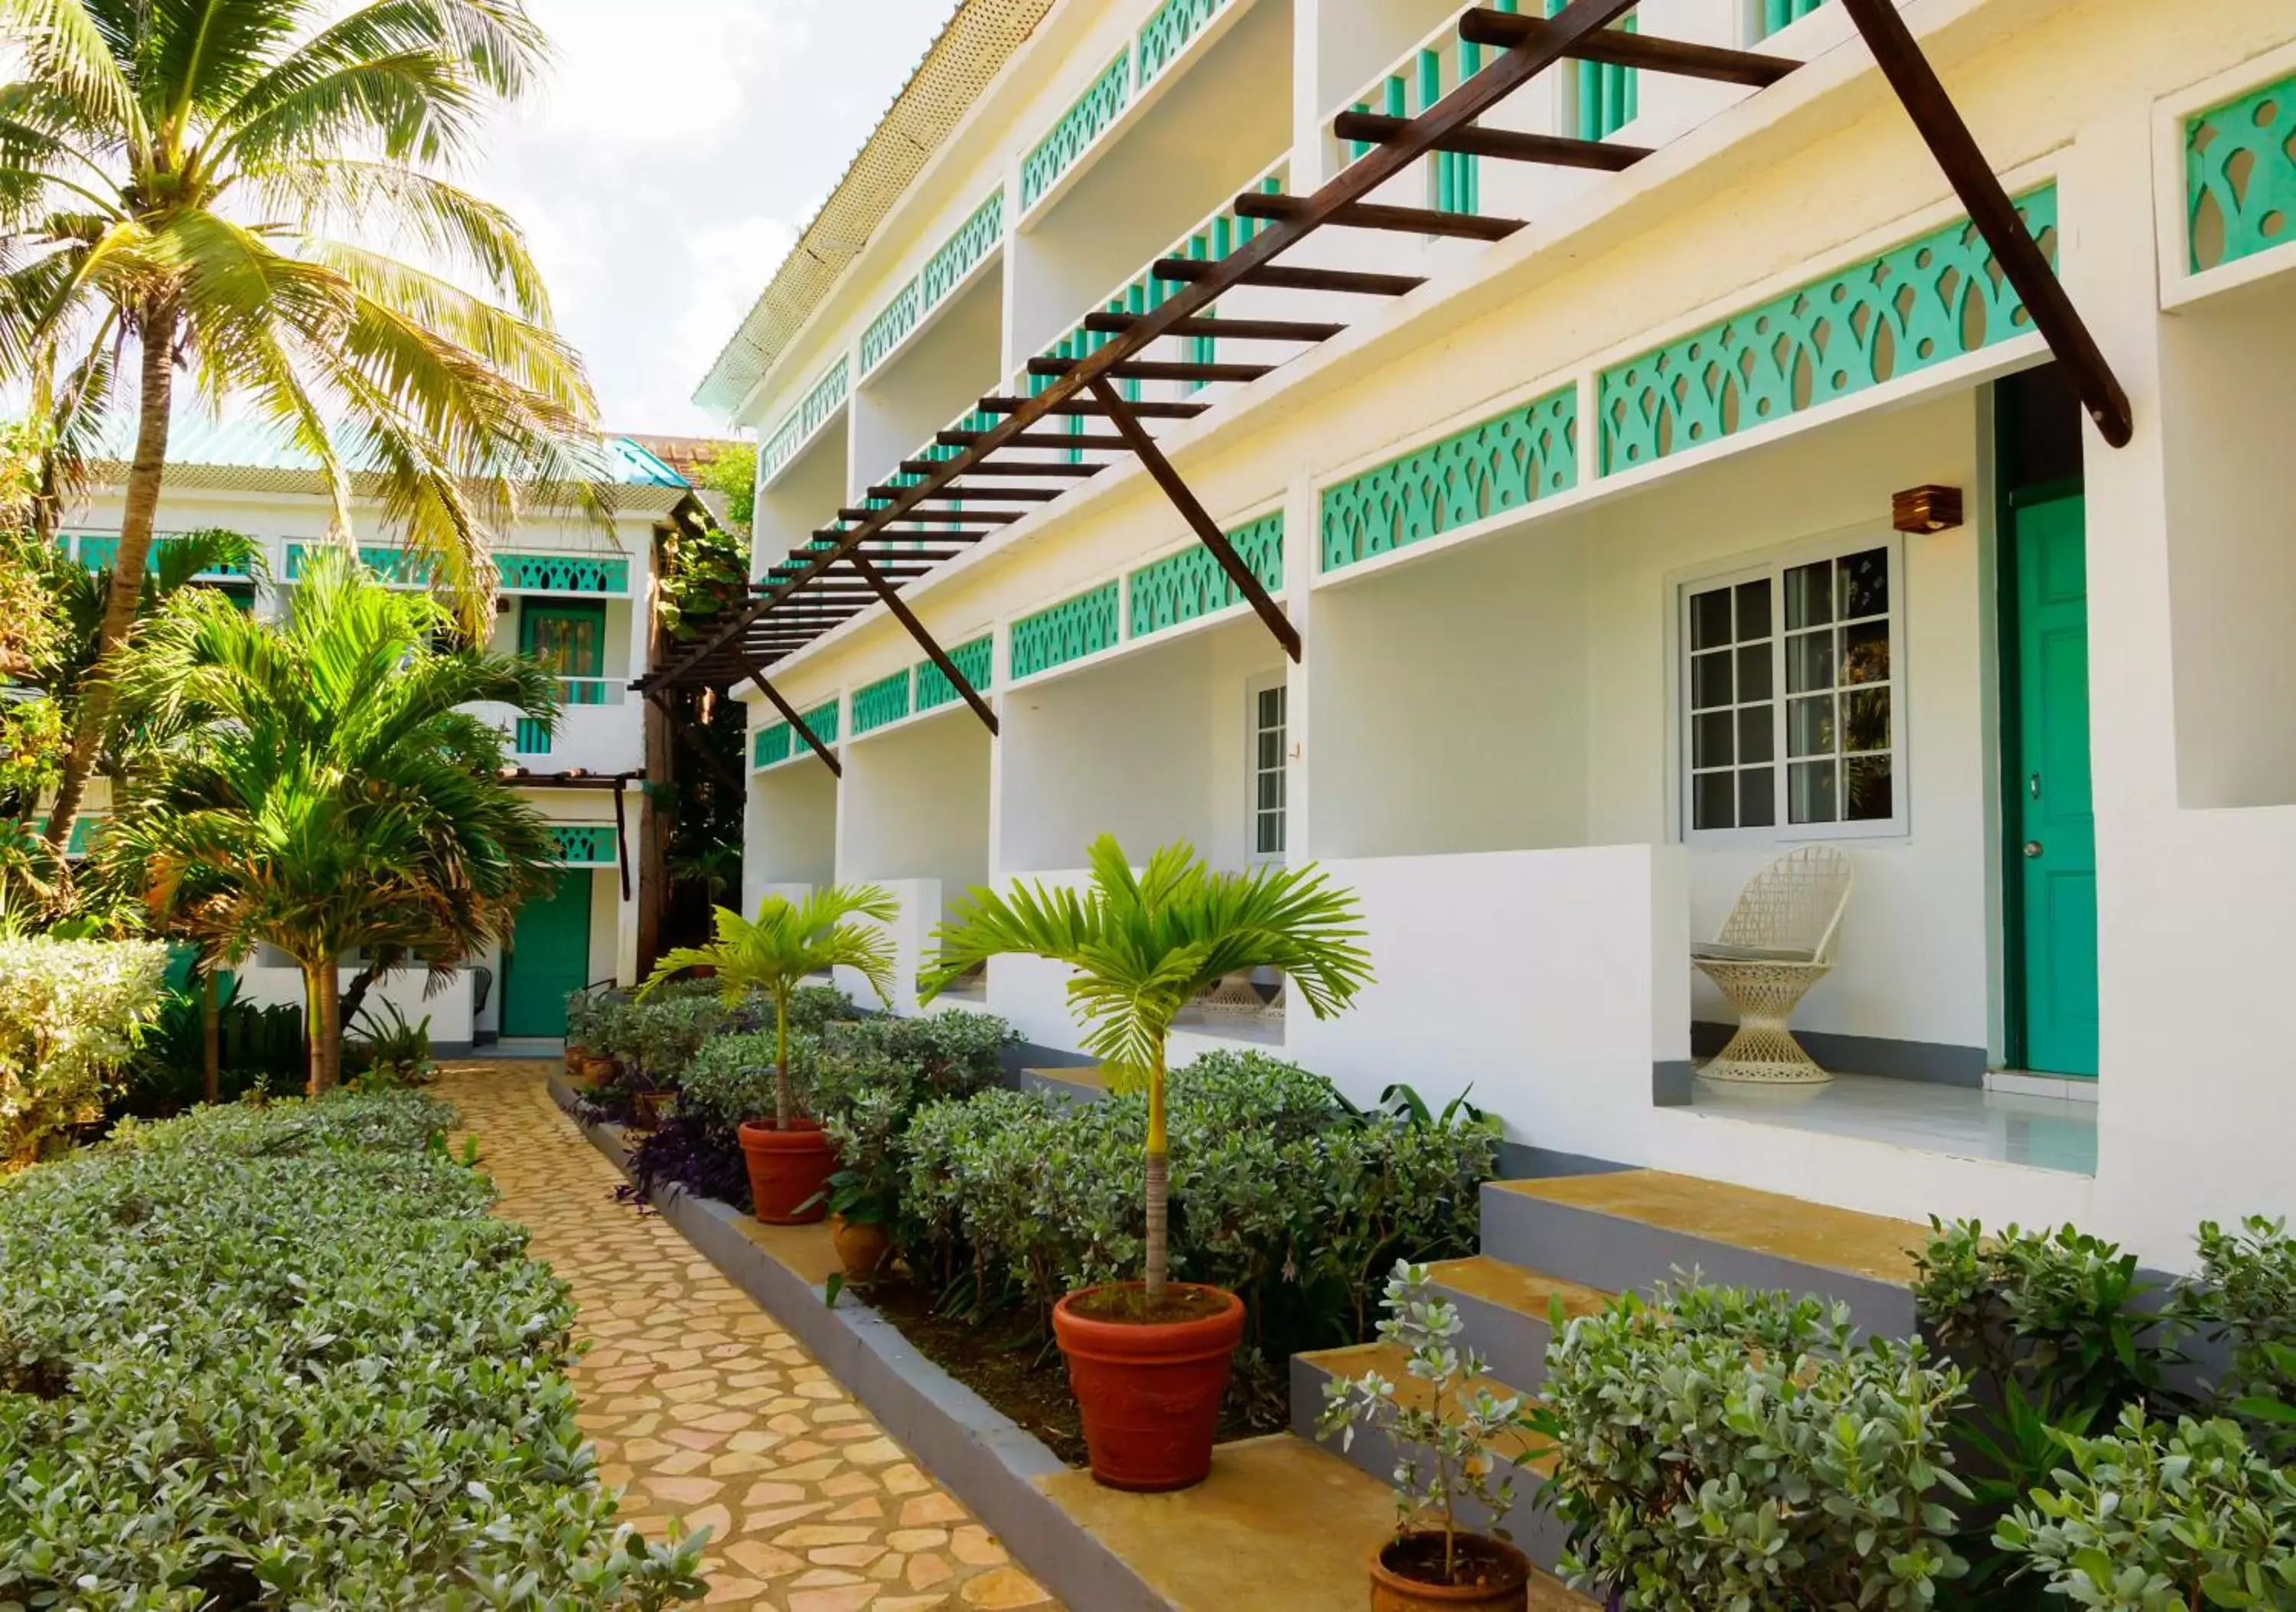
[1994,1408,2296,1610]
[1539,1281,1971,1611]
[0,1093,706,1608]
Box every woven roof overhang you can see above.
[691,0,1056,416]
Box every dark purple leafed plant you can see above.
[619,1114,748,1206]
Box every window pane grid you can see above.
[1252,684,1287,857]
[1687,546,1895,836]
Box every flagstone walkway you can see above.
[437,1062,1062,1612]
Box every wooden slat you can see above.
[837,507,1019,524]
[1332,109,1648,171]
[1459,8,1798,86]
[975,395,1209,419]
[869,483,1063,502]
[898,458,1106,478]
[1028,356,1276,383]
[1081,311,1349,342]
[1234,191,1524,241]
[1151,256,1425,296]
[938,429,1130,450]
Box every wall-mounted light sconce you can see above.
[1892,485,1965,534]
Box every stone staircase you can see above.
[1289,1165,1932,1576]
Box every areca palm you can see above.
[639,888,901,1127]
[921,834,1373,1299]
[99,550,559,1092]
[1,0,605,857]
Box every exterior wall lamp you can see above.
[1891,485,1965,534]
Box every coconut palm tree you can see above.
[921,835,1373,1300]
[638,888,901,1127]
[0,0,605,859]
[99,550,559,1093]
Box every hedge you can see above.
[0,1093,704,1608]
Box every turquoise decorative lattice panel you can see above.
[1600,187,2058,474]
[72,531,253,579]
[1009,583,1120,680]
[921,192,1004,308]
[1138,0,1228,84]
[852,669,914,736]
[1022,51,1132,210]
[496,552,630,593]
[861,279,923,374]
[915,635,993,713]
[514,716,552,755]
[753,723,792,769]
[751,697,841,770]
[1129,514,1284,638]
[2188,73,2296,272]
[1760,0,1828,38]
[551,824,617,866]
[762,359,851,481]
[1320,387,1579,572]
[284,543,432,584]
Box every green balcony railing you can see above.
[1759,0,1829,39]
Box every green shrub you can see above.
[814,1012,1017,1230]
[900,1052,1495,1350]
[0,1094,705,1607]
[787,983,864,1035]
[1994,1409,2296,1609]
[0,936,170,1166]
[2182,1216,2296,1460]
[1539,1281,1971,1611]
[116,974,307,1116]
[677,1029,817,1137]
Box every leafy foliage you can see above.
[2181,1216,2296,1463]
[641,891,897,1125]
[99,553,560,1091]
[1913,1219,2183,1599]
[1319,1261,1544,1578]
[0,1092,706,1606]
[118,971,306,1115]
[1993,1409,2296,1610]
[1538,1281,1971,1610]
[345,998,436,1089]
[0,935,168,1166]
[923,835,1371,1295]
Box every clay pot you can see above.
[1368,1532,1531,1612]
[1051,1283,1245,1492]
[571,1052,620,1086]
[631,1088,675,1129]
[828,1214,889,1281]
[738,1119,837,1225]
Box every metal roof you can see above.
[691,0,1057,417]
[85,413,688,489]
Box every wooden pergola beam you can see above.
[1332,109,1647,171]
[846,552,1000,736]
[1234,191,1525,241]
[743,665,842,776]
[1835,0,2133,446]
[1091,377,1300,663]
[1459,8,1797,86]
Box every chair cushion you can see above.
[1691,941,1819,964]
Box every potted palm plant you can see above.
[1320,1262,1541,1611]
[921,834,1371,1491]
[638,888,897,1223]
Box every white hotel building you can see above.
[667,0,2296,1272]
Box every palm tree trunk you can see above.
[1145,1043,1169,1300]
[304,957,343,1096]
[45,304,181,856]
[773,984,793,1127]
[201,968,220,1107]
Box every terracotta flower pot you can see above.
[1368,1532,1531,1612]
[631,1088,675,1129]
[1051,1283,1245,1492]
[738,1120,837,1225]
[828,1214,890,1281]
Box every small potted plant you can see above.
[922,834,1369,1491]
[638,887,896,1223]
[1319,1261,1541,1611]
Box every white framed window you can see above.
[1247,674,1288,862]
[1680,536,1905,840]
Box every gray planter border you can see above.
[544,1075,1174,1612]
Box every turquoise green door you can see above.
[501,868,593,1038]
[2013,493,2099,1077]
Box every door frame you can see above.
[498,866,595,1039]
[1994,472,2087,1074]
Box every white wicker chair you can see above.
[1693,846,1855,1085]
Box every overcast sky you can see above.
[464,0,961,440]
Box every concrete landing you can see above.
[1492,1170,1927,1284]
[1038,1434,1592,1611]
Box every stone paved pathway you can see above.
[438,1062,1062,1612]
